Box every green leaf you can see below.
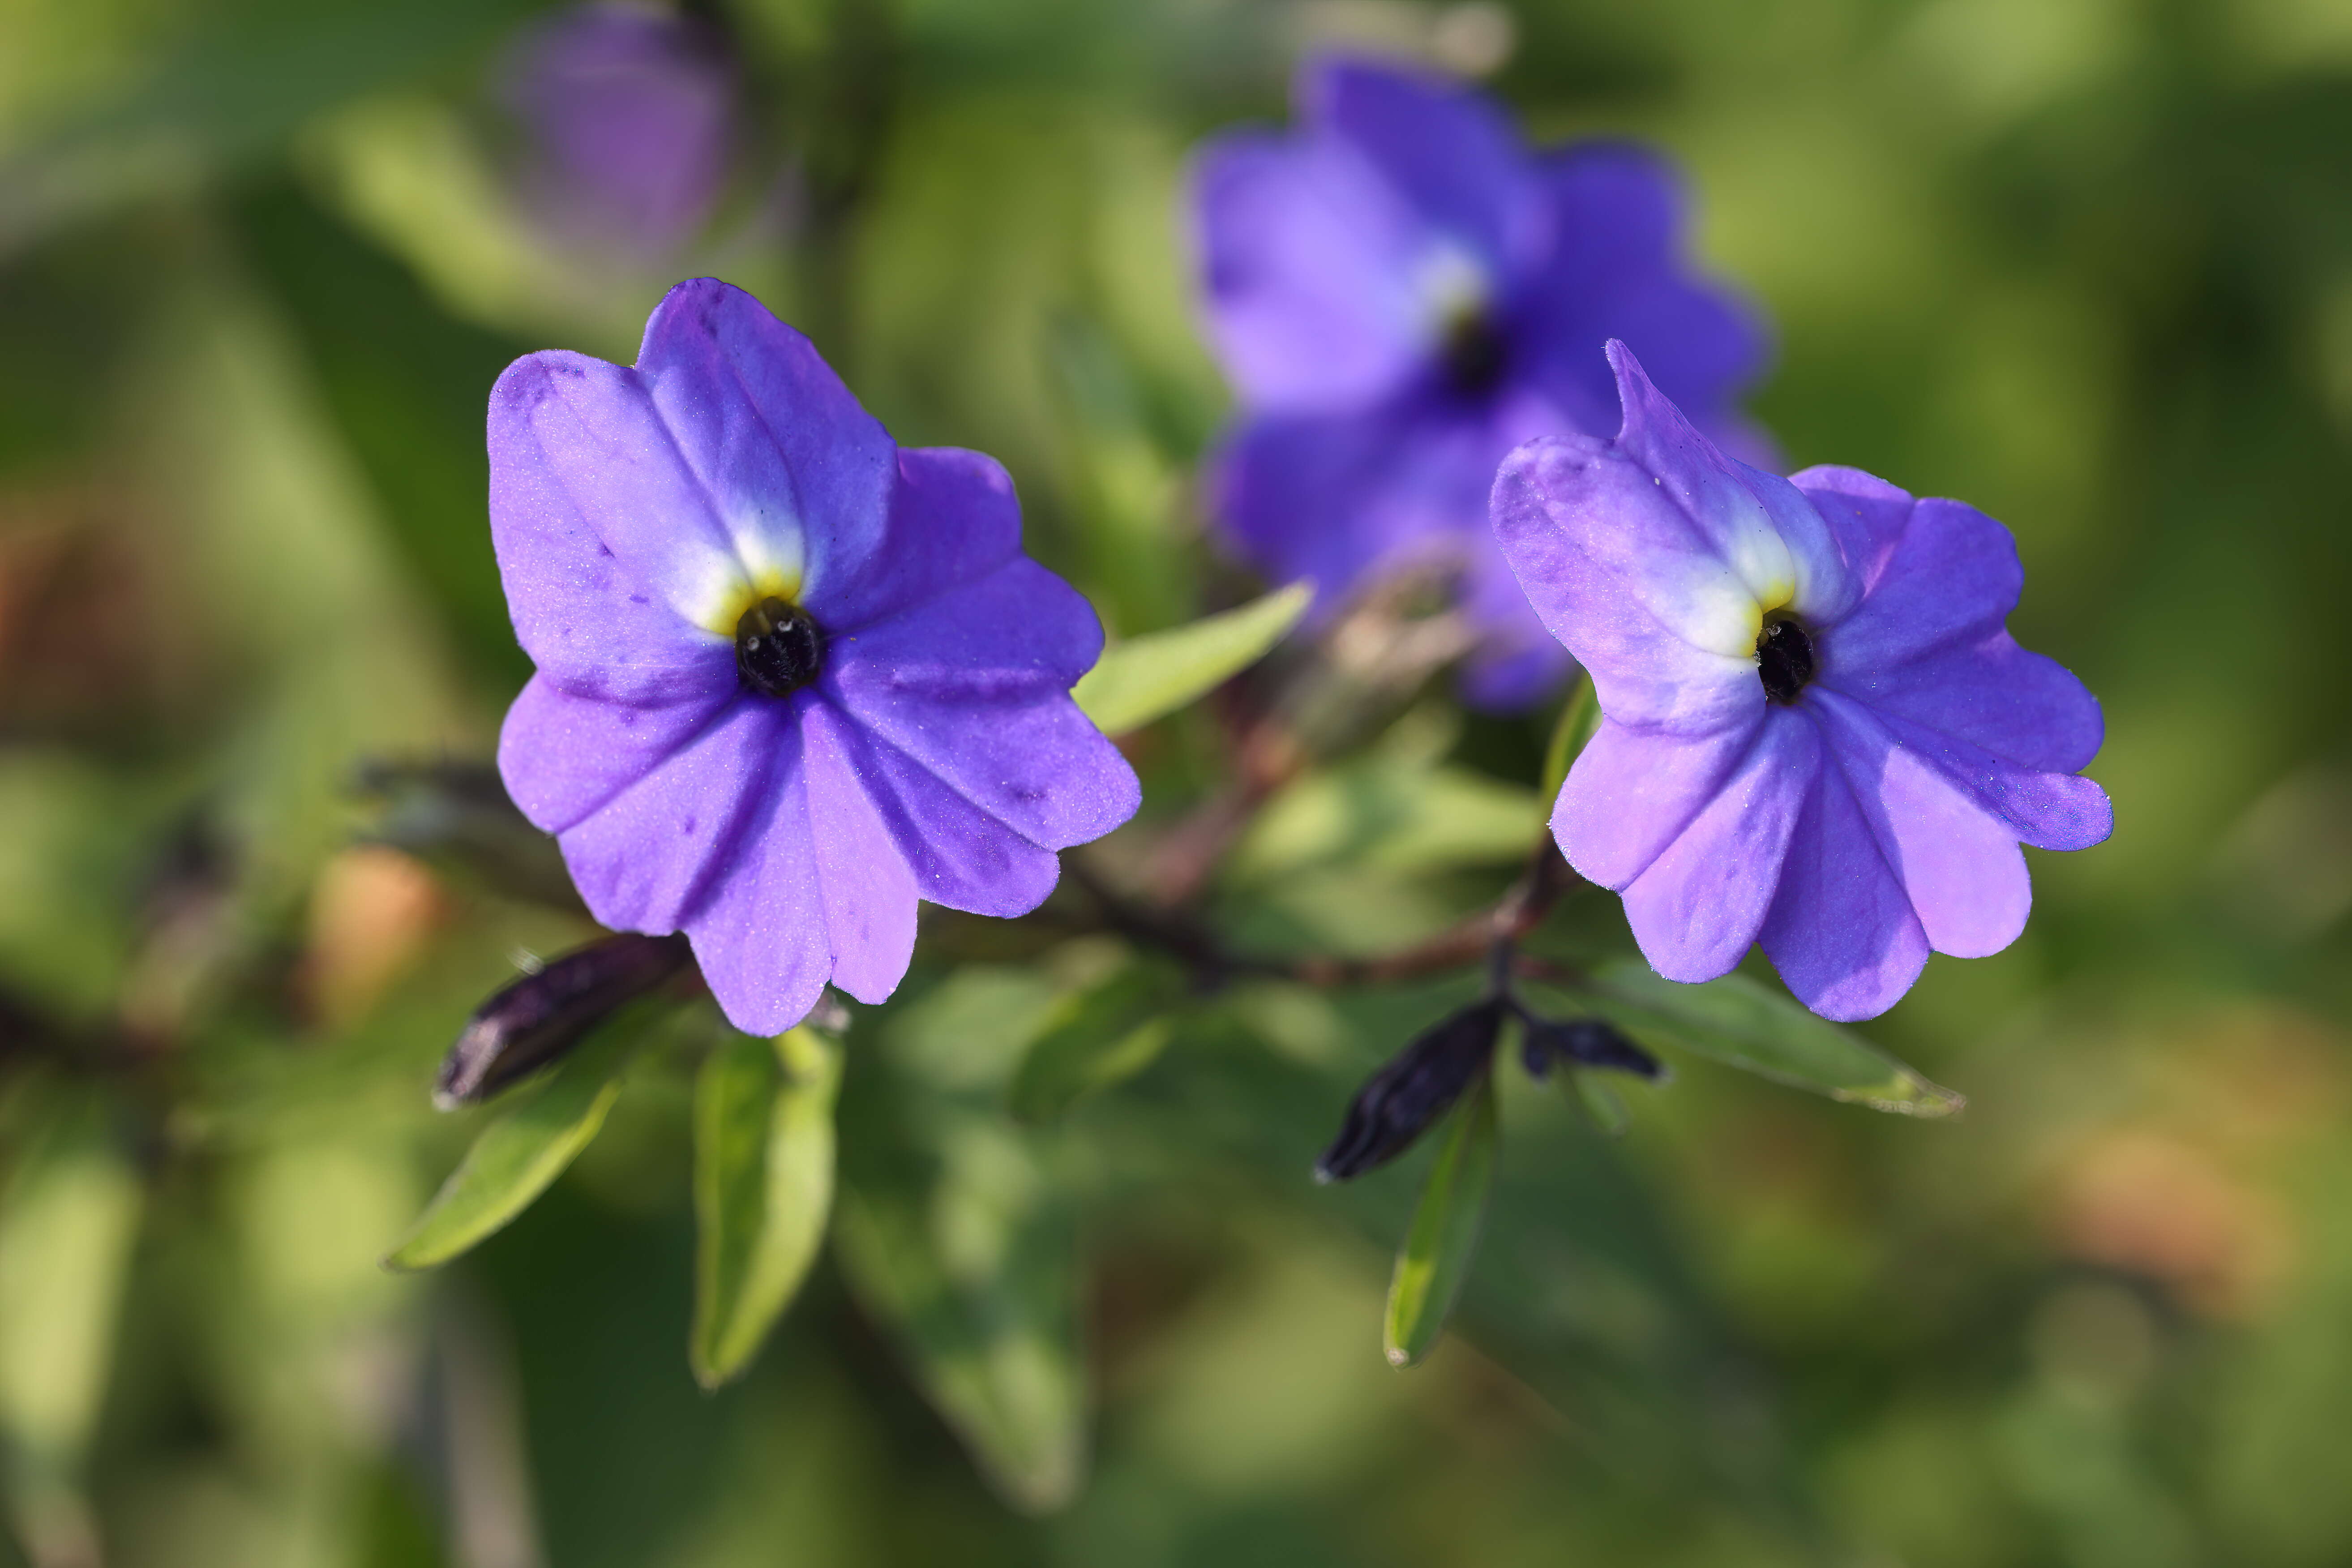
[690,1026,843,1388]
[4,0,544,250]
[1570,1072,1632,1138]
[834,1135,1084,1512]
[1383,1071,1500,1369]
[1070,582,1311,735]
[1582,961,1964,1117]
[1234,758,1541,881]
[1006,964,1180,1124]
[384,1016,642,1272]
[1538,673,1601,804]
[0,1107,142,1474]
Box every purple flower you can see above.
[1191,56,1766,707]
[498,3,738,262]
[1493,343,2112,1021]
[488,279,1142,1034]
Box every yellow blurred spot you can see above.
[303,845,443,1029]
[2052,1129,2293,1318]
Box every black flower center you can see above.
[1757,616,1816,706]
[735,596,826,698]
[1439,307,1510,398]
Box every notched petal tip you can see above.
[1601,338,1650,434]
[639,275,748,357]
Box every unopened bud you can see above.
[434,933,692,1108]
[1516,1012,1662,1083]
[1315,998,1504,1182]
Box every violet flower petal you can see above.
[677,727,831,1036]
[1757,756,1931,1022]
[1456,612,1574,712]
[1784,463,1925,591]
[1489,434,1761,733]
[799,701,919,1005]
[834,720,1064,917]
[487,353,741,703]
[829,446,1026,637]
[1553,713,1762,891]
[1869,705,2113,851]
[1304,56,1528,273]
[826,560,1139,851]
[1518,144,1767,432]
[1813,690,2032,959]
[1193,131,1436,413]
[1810,493,2023,671]
[1838,636,2106,778]
[554,697,779,934]
[497,673,730,835]
[1211,404,1435,608]
[1600,343,1855,625]
[500,3,735,261]
[1621,712,1819,982]
[635,280,897,614]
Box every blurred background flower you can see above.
[493,2,742,269]
[1194,56,1766,707]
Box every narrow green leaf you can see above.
[1537,673,1600,805]
[690,1026,842,1388]
[1570,1071,1632,1138]
[834,1142,1084,1512]
[1006,964,1179,1124]
[1583,961,1964,1117]
[5,0,544,250]
[1070,582,1311,735]
[385,1018,640,1271]
[0,1110,142,1474]
[1233,756,1541,880]
[1383,1071,1500,1368]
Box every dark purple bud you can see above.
[435,933,691,1109]
[1315,998,1504,1183]
[1516,1012,1662,1082]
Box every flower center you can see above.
[734,596,826,698]
[1439,307,1510,398]
[1756,616,1816,705]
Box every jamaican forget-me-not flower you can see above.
[1192,56,1766,707]
[488,279,1140,1034]
[1494,342,2111,1020]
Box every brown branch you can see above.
[1071,835,1581,994]
[1140,560,1479,908]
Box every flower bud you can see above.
[1515,1013,1662,1082]
[1315,998,1504,1182]
[434,933,691,1108]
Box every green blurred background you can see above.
[4,0,2352,1563]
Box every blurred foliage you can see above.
[2,0,2352,1564]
